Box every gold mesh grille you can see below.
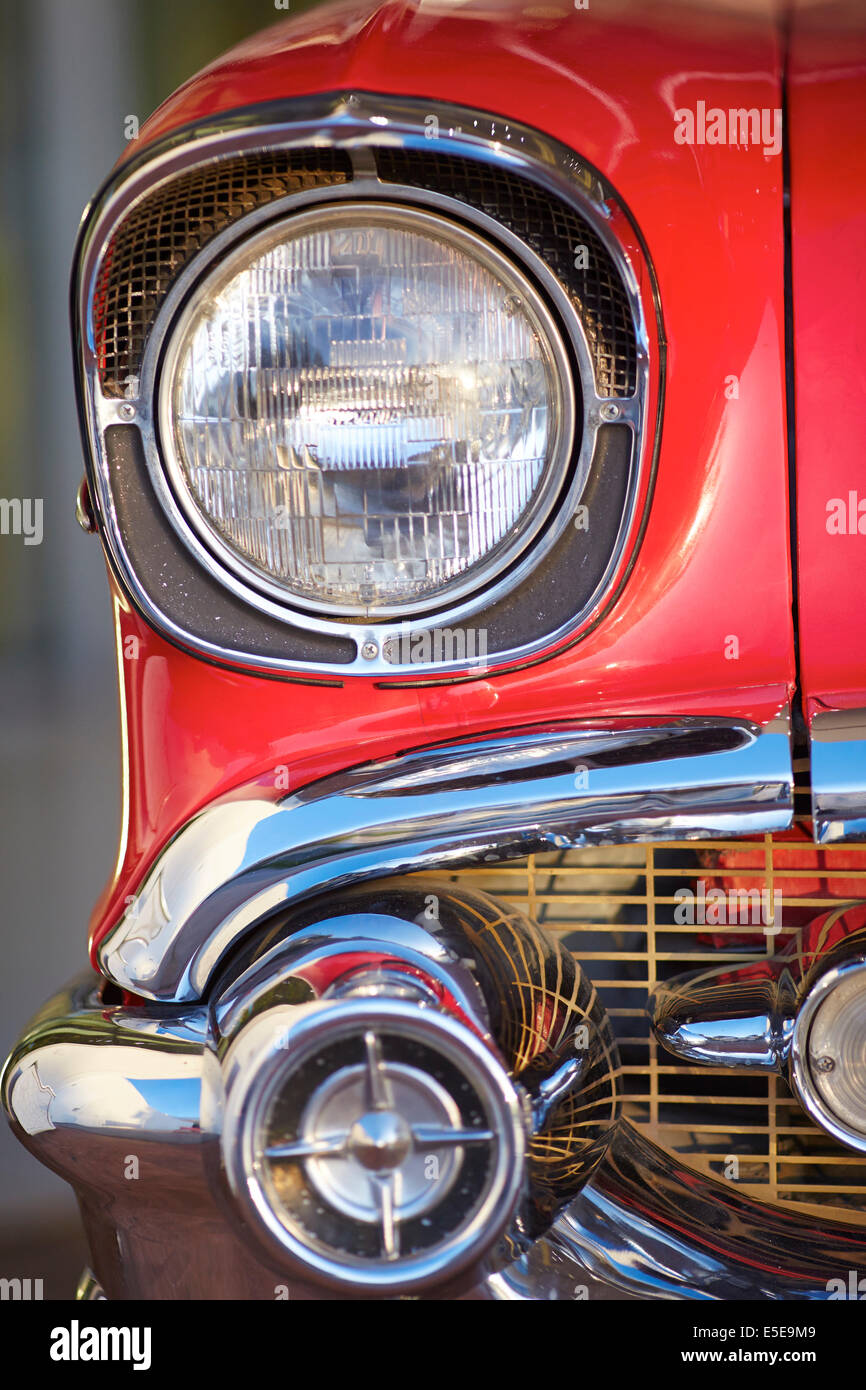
[422,821,866,1225]
[376,146,639,397]
[93,148,352,397]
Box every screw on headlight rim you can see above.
[361,641,379,661]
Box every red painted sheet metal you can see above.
[89,0,795,957]
[788,0,866,723]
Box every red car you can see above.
[4,0,866,1304]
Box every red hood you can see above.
[129,0,784,174]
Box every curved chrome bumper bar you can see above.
[98,715,793,1001]
[6,971,864,1301]
[489,1120,866,1300]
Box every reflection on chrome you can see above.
[811,708,866,843]
[652,905,866,1153]
[9,898,866,1298]
[485,1120,866,1300]
[3,882,620,1298]
[98,715,794,1002]
[651,954,796,1072]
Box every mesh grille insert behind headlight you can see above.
[78,103,654,672]
[93,148,353,397]
[376,146,638,398]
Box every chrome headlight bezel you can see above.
[74,95,656,677]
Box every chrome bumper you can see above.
[490,1120,866,1300]
[98,715,794,1002]
[7,969,865,1301]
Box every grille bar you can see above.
[432,824,866,1224]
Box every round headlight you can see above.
[159,203,575,618]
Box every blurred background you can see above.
[0,0,318,1296]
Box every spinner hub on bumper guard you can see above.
[221,998,528,1292]
[2,882,619,1299]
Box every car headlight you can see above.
[158,202,576,618]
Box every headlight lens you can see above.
[160,203,574,617]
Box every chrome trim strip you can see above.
[485,1119,866,1300]
[811,708,866,843]
[97,714,794,1002]
[74,92,655,678]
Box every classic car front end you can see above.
[4,0,866,1302]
